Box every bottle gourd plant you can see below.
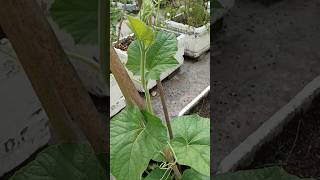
[110,16,210,180]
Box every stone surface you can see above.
[152,52,210,120]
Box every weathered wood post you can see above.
[110,47,145,109]
[0,0,107,154]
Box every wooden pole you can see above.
[0,0,107,154]
[110,47,145,109]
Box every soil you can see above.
[241,95,320,178]
[190,96,210,118]
[113,35,134,51]
[212,0,320,173]
[173,15,208,28]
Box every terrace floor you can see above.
[151,53,210,120]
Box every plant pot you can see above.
[164,15,210,58]
[111,1,139,13]
[114,32,185,92]
[110,74,126,117]
[0,39,50,176]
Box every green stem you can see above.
[144,79,153,113]
[139,43,153,113]
[155,0,161,26]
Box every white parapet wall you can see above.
[0,40,50,177]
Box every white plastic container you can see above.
[110,74,126,117]
[164,16,210,58]
[111,1,139,12]
[114,33,185,92]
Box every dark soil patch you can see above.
[114,35,134,51]
[190,95,210,118]
[212,18,224,33]
[241,95,320,178]
[211,0,320,172]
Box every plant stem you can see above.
[163,148,182,179]
[156,80,173,139]
[145,81,153,113]
[140,43,153,113]
[155,0,161,26]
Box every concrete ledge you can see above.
[217,75,320,173]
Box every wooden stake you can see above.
[0,0,107,154]
[110,47,145,109]
[156,80,173,139]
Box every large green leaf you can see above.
[127,16,154,47]
[110,107,168,180]
[10,143,107,180]
[50,0,98,44]
[144,168,172,180]
[182,169,210,180]
[127,31,179,80]
[170,115,210,176]
[214,167,314,180]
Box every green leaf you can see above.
[127,16,154,47]
[214,167,313,180]
[182,169,210,180]
[127,31,179,80]
[50,0,98,44]
[138,0,155,23]
[10,143,107,180]
[144,168,172,180]
[110,107,168,180]
[170,115,210,176]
